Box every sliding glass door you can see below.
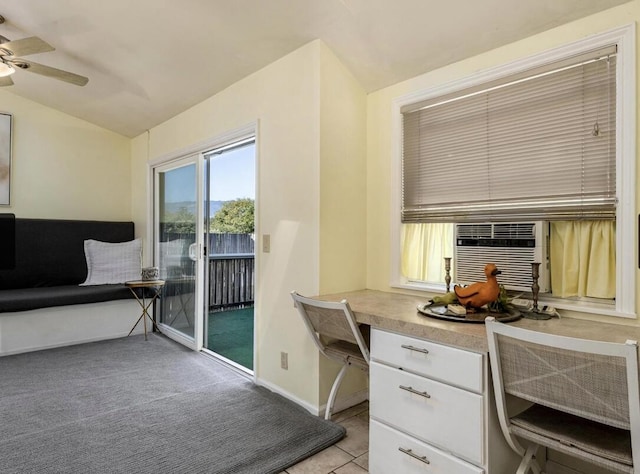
[151,130,255,363]
[203,139,256,372]
[154,155,204,349]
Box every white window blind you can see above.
[402,46,617,223]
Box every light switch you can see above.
[263,234,270,253]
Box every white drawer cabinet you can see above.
[370,419,484,474]
[369,328,518,474]
[371,329,483,392]
[370,361,484,464]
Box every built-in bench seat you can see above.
[0,217,142,355]
[0,217,135,312]
[0,284,132,312]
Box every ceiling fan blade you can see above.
[0,75,13,86]
[0,36,54,57]
[12,59,88,86]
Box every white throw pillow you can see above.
[80,238,142,286]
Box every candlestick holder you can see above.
[531,262,540,312]
[520,262,553,319]
[444,257,452,293]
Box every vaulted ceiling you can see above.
[0,0,631,137]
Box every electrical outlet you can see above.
[280,351,288,370]
[263,234,271,253]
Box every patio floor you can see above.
[206,306,254,370]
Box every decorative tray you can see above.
[416,303,521,323]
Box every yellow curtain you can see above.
[401,223,454,282]
[549,221,615,299]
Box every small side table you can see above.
[125,279,165,340]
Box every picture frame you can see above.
[0,112,11,206]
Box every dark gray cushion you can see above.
[0,285,132,312]
[0,219,135,290]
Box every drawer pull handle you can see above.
[399,384,431,399]
[401,344,429,354]
[398,447,430,464]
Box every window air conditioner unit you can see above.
[454,222,549,293]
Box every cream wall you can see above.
[366,1,640,326]
[0,90,131,220]
[131,40,367,409]
[319,44,367,295]
[318,44,368,402]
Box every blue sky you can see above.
[209,144,255,201]
[164,143,255,203]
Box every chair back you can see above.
[291,291,370,363]
[486,318,640,467]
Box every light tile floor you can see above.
[284,402,370,474]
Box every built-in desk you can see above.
[317,289,640,474]
[318,289,640,351]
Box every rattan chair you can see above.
[486,317,640,474]
[291,291,370,420]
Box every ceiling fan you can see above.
[0,14,88,87]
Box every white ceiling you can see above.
[0,0,631,137]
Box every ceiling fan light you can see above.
[0,62,14,77]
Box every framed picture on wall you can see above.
[0,112,11,206]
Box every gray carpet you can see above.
[0,334,345,474]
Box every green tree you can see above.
[163,206,196,234]
[211,198,254,234]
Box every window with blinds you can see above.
[401,46,617,224]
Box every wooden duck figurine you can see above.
[454,263,502,309]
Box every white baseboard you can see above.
[320,388,369,415]
[0,331,140,357]
[255,377,369,417]
[0,299,142,356]
[256,377,320,415]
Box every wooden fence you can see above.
[208,254,255,310]
[208,233,254,254]
[158,232,255,310]
[160,232,255,254]
[208,233,254,310]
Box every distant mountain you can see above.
[208,201,224,216]
[164,200,226,216]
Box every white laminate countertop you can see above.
[317,289,640,353]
